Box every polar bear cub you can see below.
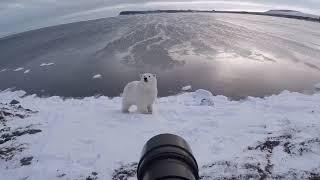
[122,73,158,114]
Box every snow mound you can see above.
[0,90,320,179]
[192,89,215,106]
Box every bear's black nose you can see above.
[144,77,148,82]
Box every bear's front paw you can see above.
[138,107,149,114]
[147,105,153,114]
[140,110,150,114]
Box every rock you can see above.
[16,114,25,119]
[57,174,66,178]
[112,162,138,180]
[0,145,25,161]
[2,111,13,117]
[0,129,42,145]
[10,100,20,105]
[20,156,33,166]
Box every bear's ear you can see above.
[153,74,156,78]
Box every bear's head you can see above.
[140,73,157,86]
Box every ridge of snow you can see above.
[0,90,319,179]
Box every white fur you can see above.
[122,73,158,114]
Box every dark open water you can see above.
[1,13,320,99]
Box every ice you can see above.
[92,74,102,79]
[1,89,319,179]
[182,85,192,91]
[24,69,31,74]
[13,67,24,72]
[40,63,55,67]
[266,10,319,19]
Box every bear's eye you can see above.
[149,76,151,78]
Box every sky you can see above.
[0,0,320,37]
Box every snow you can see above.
[182,85,192,91]
[24,69,31,74]
[0,69,7,72]
[0,90,320,179]
[93,74,102,79]
[13,67,24,72]
[40,63,55,67]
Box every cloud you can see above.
[0,0,319,37]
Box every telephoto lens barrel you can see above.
[137,134,199,180]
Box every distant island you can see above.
[119,9,320,23]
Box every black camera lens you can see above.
[137,134,199,180]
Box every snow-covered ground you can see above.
[0,89,320,180]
